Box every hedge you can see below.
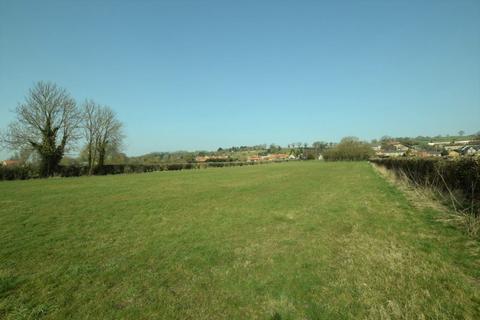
[0,160,286,181]
[0,165,38,181]
[371,157,480,214]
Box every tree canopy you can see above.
[1,82,81,176]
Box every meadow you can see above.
[0,162,479,319]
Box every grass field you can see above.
[1,162,479,319]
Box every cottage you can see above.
[428,140,470,147]
[269,153,289,160]
[426,151,442,157]
[393,144,409,152]
[195,156,209,162]
[458,145,479,156]
[379,151,405,158]
[195,155,229,162]
[444,145,463,151]
[427,141,450,146]
[247,155,262,162]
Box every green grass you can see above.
[0,162,479,319]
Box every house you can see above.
[247,155,262,162]
[269,153,289,160]
[444,145,463,151]
[195,156,209,162]
[425,151,442,157]
[428,140,470,147]
[427,141,451,146]
[393,144,409,152]
[458,145,480,156]
[195,155,230,162]
[1,160,21,167]
[256,153,290,161]
[379,151,405,158]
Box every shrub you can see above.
[323,137,374,161]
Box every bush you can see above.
[323,137,374,161]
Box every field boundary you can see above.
[0,159,299,181]
[371,162,480,239]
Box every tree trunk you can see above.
[38,152,62,177]
[87,143,95,175]
[33,128,65,177]
[95,145,106,174]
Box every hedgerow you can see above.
[0,165,37,180]
[0,160,284,181]
[371,157,480,215]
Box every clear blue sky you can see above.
[1,0,479,157]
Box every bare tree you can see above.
[96,106,123,168]
[81,102,123,173]
[1,82,81,176]
[82,100,101,175]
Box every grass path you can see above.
[0,162,479,319]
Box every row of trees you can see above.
[0,82,124,176]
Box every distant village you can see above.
[196,137,480,163]
[373,140,480,159]
[195,153,296,163]
[2,134,480,168]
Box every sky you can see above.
[1,0,479,158]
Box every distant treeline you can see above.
[371,157,480,216]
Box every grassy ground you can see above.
[0,162,479,319]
